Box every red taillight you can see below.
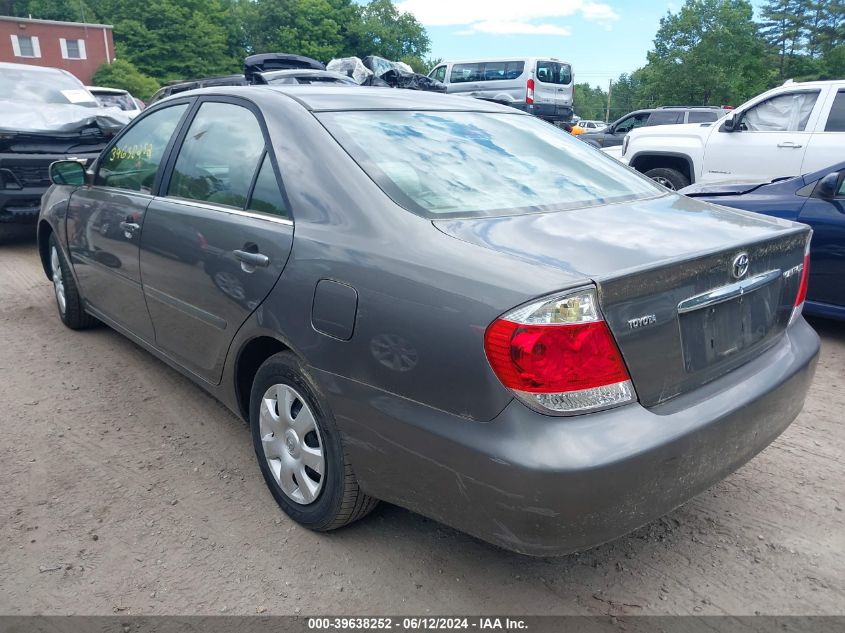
[484,319,630,393]
[526,78,535,104]
[794,253,810,307]
[483,287,635,415]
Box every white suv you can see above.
[621,80,845,190]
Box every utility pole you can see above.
[606,79,613,123]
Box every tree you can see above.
[90,0,241,82]
[348,0,430,61]
[1,0,96,21]
[92,58,160,100]
[641,0,770,106]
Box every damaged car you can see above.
[0,62,130,242]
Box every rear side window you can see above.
[648,111,683,125]
[319,110,660,218]
[450,63,482,83]
[96,103,188,192]
[825,90,845,132]
[168,102,265,209]
[535,61,572,85]
[248,154,288,219]
[482,61,524,81]
[687,110,719,123]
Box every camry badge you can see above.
[731,253,749,279]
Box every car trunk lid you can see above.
[433,194,809,407]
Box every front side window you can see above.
[167,102,266,209]
[96,104,188,192]
[319,110,661,218]
[535,61,572,85]
[742,91,819,132]
[614,112,649,134]
[824,90,845,132]
[430,66,446,83]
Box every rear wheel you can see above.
[249,351,378,530]
[49,235,98,330]
[644,167,690,191]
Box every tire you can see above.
[644,167,690,191]
[249,351,378,531]
[49,234,98,330]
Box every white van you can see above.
[428,58,574,123]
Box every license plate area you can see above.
[679,279,781,373]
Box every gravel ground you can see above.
[0,239,843,616]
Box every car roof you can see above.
[438,57,571,65]
[169,85,528,114]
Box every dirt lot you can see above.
[0,239,843,616]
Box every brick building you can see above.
[0,15,114,84]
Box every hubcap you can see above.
[51,247,66,315]
[652,176,676,190]
[259,384,325,505]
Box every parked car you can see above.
[428,57,574,123]
[0,62,129,242]
[622,80,845,190]
[149,54,341,103]
[580,107,730,149]
[38,86,818,556]
[149,75,248,103]
[580,119,607,131]
[681,161,845,320]
[87,86,144,118]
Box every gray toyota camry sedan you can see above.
[38,87,819,556]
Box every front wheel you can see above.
[249,351,378,530]
[644,167,690,191]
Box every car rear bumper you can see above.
[507,102,573,121]
[318,317,819,556]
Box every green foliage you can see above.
[2,0,96,21]
[759,0,844,79]
[348,0,430,60]
[642,0,770,105]
[91,58,160,101]
[89,0,242,82]
[573,83,608,121]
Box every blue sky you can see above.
[396,0,764,88]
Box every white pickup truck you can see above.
[620,80,845,190]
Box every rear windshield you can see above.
[94,92,137,111]
[450,61,524,83]
[318,110,661,218]
[0,66,98,107]
[535,61,572,85]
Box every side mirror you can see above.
[815,171,841,200]
[49,160,87,186]
[723,114,738,132]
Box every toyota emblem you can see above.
[731,253,749,279]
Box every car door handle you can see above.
[233,249,270,269]
[777,142,803,149]
[119,221,140,232]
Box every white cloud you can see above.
[457,21,573,36]
[395,0,620,30]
